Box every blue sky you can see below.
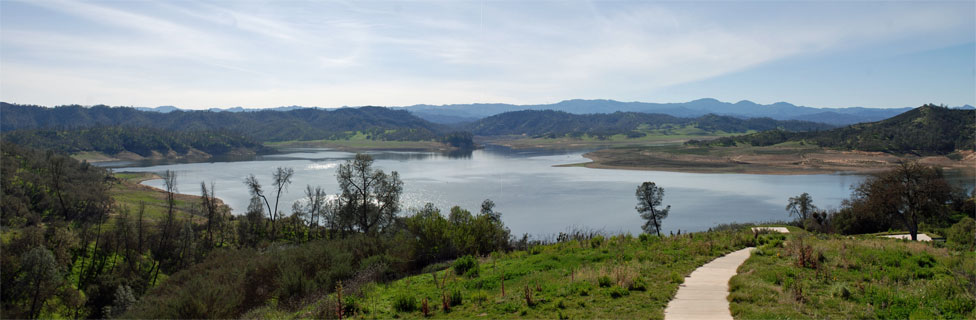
[1,0,973,109]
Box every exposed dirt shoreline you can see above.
[72,148,258,163]
[563,148,976,176]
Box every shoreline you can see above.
[563,147,976,176]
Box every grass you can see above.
[70,151,116,162]
[264,132,449,150]
[285,230,757,319]
[482,130,745,150]
[730,232,976,319]
[109,171,206,224]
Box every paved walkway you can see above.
[881,233,932,241]
[663,247,754,320]
[751,227,790,233]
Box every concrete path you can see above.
[751,227,790,233]
[881,233,932,241]
[664,247,754,320]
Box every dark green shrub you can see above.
[393,292,416,312]
[638,233,651,242]
[669,271,684,284]
[277,263,312,303]
[590,235,605,248]
[449,288,463,306]
[830,284,852,300]
[597,275,613,287]
[628,277,647,291]
[946,217,975,249]
[360,254,399,282]
[569,282,591,296]
[453,255,478,276]
[607,285,629,298]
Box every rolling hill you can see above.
[690,104,975,155]
[0,102,446,142]
[468,110,835,138]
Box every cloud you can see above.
[1,1,972,108]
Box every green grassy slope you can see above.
[730,232,976,319]
[278,230,758,319]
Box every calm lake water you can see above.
[106,146,874,236]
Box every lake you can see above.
[106,146,872,237]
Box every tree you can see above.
[243,167,294,241]
[237,196,266,248]
[244,174,272,230]
[292,185,326,242]
[786,192,817,223]
[855,161,952,241]
[336,153,403,235]
[21,247,61,319]
[271,167,295,239]
[200,181,220,247]
[636,182,670,236]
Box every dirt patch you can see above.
[570,147,976,175]
[74,148,218,163]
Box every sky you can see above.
[1,0,973,110]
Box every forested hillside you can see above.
[0,142,228,318]
[688,105,975,155]
[2,127,272,158]
[0,103,445,142]
[469,110,834,138]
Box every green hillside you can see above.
[689,105,975,155]
[2,127,272,158]
[470,110,834,138]
[0,103,447,142]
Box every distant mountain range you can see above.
[130,99,974,126]
[401,99,974,126]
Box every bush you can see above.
[453,255,478,276]
[607,285,629,298]
[830,284,852,300]
[449,288,463,306]
[628,276,647,291]
[590,235,605,248]
[360,254,399,282]
[669,271,684,284]
[470,291,489,305]
[638,233,652,243]
[597,275,613,287]
[946,217,975,249]
[392,293,416,312]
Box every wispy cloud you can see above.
[1,0,972,108]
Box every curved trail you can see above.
[663,247,754,320]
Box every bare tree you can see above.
[292,185,326,241]
[201,181,221,247]
[336,153,403,235]
[271,167,294,239]
[244,174,272,221]
[636,182,670,236]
